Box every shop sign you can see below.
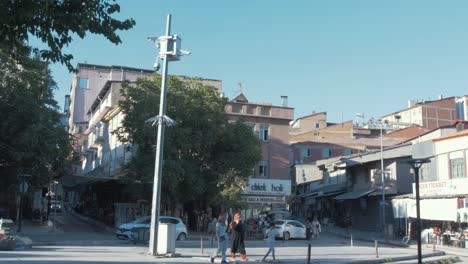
[240,195,285,204]
[413,178,468,198]
[243,178,291,196]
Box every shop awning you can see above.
[334,189,375,200]
[316,190,345,198]
[60,175,115,188]
[302,192,318,198]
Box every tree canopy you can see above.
[117,76,261,209]
[0,0,135,72]
[0,49,73,189]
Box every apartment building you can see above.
[225,94,294,214]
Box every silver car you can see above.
[273,220,307,240]
[116,216,188,241]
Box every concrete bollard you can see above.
[351,234,353,247]
[375,240,379,258]
[307,241,311,264]
[433,236,436,252]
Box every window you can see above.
[246,123,256,133]
[322,148,330,158]
[301,148,311,158]
[259,160,269,177]
[259,124,269,141]
[260,106,271,116]
[247,105,256,115]
[414,162,435,182]
[343,149,352,155]
[78,77,89,89]
[450,158,465,179]
[315,123,320,129]
[232,104,242,113]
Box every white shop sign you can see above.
[413,178,468,198]
[243,178,291,196]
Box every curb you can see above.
[346,251,445,264]
[324,229,409,248]
[424,256,461,264]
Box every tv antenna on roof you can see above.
[237,82,244,94]
[232,82,245,98]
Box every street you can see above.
[4,211,468,263]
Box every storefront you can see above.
[240,178,291,218]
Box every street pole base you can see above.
[148,252,180,258]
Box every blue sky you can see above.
[49,0,468,123]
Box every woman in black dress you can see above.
[230,212,247,261]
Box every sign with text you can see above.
[413,178,468,198]
[243,178,291,196]
[240,195,286,204]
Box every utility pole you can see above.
[147,14,190,256]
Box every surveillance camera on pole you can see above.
[147,14,190,256]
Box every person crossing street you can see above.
[210,214,228,263]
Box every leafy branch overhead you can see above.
[0,0,135,72]
[117,76,261,207]
[0,50,73,187]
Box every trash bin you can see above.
[130,227,150,244]
[0,219,14,236]
[157,223,176,254]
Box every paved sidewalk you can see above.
[6,214,468,263]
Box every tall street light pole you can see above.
[379,122,385,234]
[408,158,431,264]
[147,14,190,256]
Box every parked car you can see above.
[49,200,62,213]
[116,216,188,241]
[273,220,307,240]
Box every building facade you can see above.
[391,128,468,239]
[65,63,223,226]
[382,97,457,130]
[225,94,294,216]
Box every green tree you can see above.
[0,0,135,72]
[0,49,73,189]
[117,76,261,209]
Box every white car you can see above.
[116,216,188,241]
[49,200,62,213]
[273,220,307,240]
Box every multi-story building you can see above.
[67,63,154,136]
[66,63,226,226]
[382,97,456,130]
[290,119,427,217]
[225,93,294,215]
[289,112,328,136]
[392,125,468,237]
